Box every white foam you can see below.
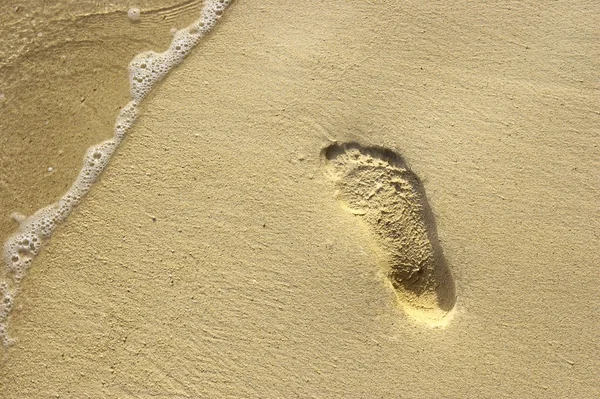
[0,0,233,347]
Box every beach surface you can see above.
[1,1,599,398]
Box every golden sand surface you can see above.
[1,1,599,397]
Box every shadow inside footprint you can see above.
[322,142,456,326]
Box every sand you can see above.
[1,1,599,398]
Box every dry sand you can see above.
[1,0,599,397]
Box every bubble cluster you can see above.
[114,101,139,141]
[129,51,178,102]
[0,280,15,345]
[74,140,118,191]
[128,0,232,102]
[0,0,233,347]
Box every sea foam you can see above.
[0,0,232,346]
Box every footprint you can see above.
[322,142,456,326]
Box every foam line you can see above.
[0,0,233,346]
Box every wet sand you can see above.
[1,1,599,397]
[0,0,206,245]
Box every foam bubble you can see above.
[127,7,141,22]
[0,0,233,346]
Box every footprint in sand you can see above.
[322,142,456,326]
